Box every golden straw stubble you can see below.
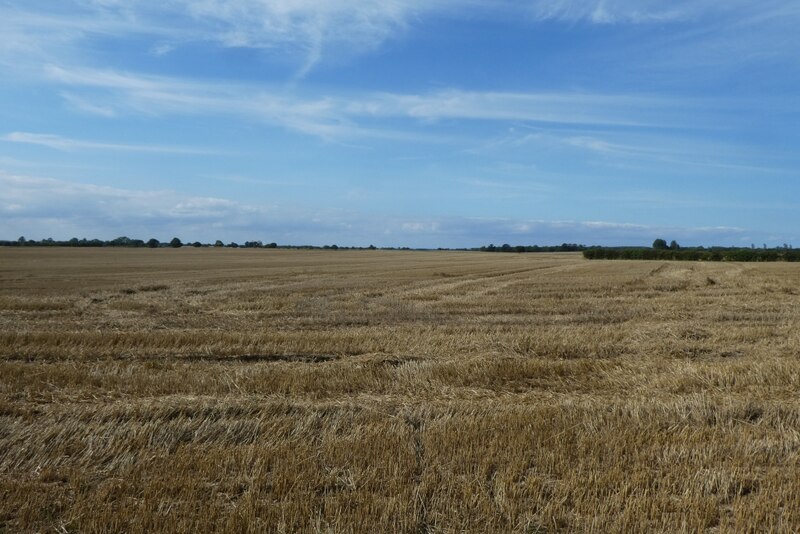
[1,247,799,532]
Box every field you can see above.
[2,248,800,532]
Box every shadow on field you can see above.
[184,353,339,364]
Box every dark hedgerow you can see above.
[583,247,800,262]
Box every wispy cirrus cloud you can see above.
[1,132,226,155]
[1,0,458,76]
[59,92,117,117]
[43,64,697,140]
[4,1,797,77]
[476,125,799,177]
[524,0,797,27]
[527,0,688,24]
[350,90,687,127]
[165,0,453,76]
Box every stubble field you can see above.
[2,248,800,532]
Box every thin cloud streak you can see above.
[44,65,700,138]
[354,91,686,127]
[478,128,798,177]
[526,0,689,24]
[2,132,229,155]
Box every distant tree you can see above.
[214,240,224,247]
[228,242,239,248]
[17,236,26,246]
[669,240,680,250]
[265,242,278,248]
[147,238,160,248]
[192,241,202,247]
[652,238,668,250]
[169,237,182,248]
[368,244,376,250]
[110,236,133,247]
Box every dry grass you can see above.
[2,248,800,532]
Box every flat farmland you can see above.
[2,248,800,532]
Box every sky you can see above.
[1,1,799,248]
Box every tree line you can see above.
[478,243,587,253]
[584,239,799,262]
[0,236,398,250]
[5,236,796,261]
[0,236,586,252]
[0,236,281,248]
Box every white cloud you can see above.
[1,132,225,155]
[401,221,440,233]
[477,127,798,177]
[522,0,799,27]
[4,0,794,78]
[149,43,175,57]
[356,90,681,127]
[1,0,458,76]
[60,92,117,117]
[0,170,768,247]
[42,64,695,140]
[525,0,698,24]
[0,171,269,240]
[171,0,445,74]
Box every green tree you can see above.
[169,237,182,248]
[147,238,160,248]
[652,238,668,250]
[110,236,132,247]
[669,240,680,250]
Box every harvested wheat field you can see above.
[2,248,800,532]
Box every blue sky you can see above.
[1,0,799,247]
